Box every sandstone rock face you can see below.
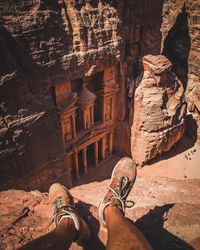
[131,55,186,165]
[0,0,122,190]
[0,0,200,189]
[0,62,69,190]
[0,0,167,189]
[0,0,122,80]
[1,176,200,250]
[161,0,200,144]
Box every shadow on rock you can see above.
[135,204,194,250]
[76,200,105,250]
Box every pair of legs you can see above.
[19,206,151,250]
[19,158,152,250]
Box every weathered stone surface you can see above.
[0,0,122,190]
[161,0,200,145]
[131,55,186,165]
[0,0,200,190]
[0,0,122,80]
[1,176,200,249]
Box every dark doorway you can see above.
[88,72,103,93]
[98,139,102,163]
[78,150,84,175]
[94,97,102,124]
[76,108,84,133]
[87,143,95,168]
[71,78,83,134]
[163,6,191,90]
[71,78,82,93]
[88,72,103,124]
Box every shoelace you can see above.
[54,197,64,210]
[52,197,76,226]
[108,176,135,212]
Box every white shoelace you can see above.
[108,176,135,212]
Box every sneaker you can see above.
[98,157,137,226]
[49,183,91,246]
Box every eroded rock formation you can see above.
[0,0,199,189]
[131,55,186,165]
[161,0,200,143]
[0,0,166,190]
[0,0,122,190]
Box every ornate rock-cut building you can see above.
[55,71,119,183]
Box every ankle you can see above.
[57,212,91,245]
[55,217,77,240]
[104,205,123,220]
[98,157,136,227]
[58,216,75,227]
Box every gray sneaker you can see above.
[49,183,91,246]
[98,157,137,226]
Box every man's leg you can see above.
[19,183,91,250]
[105,206,152,250]
[98,157,152,250]
[19,218,76,250]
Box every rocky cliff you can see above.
[1,176,200,250]
[0,0,200,190]
[161,0,200,144]
[0,0,123,190]
[131,55,186,165]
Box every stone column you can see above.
[101,136,106,160]
[109,132,113,155]
[83,147,87,173]
[91,106,94,127]
[95,141,99,166]
[74,152,80,179]
[102,100,105,123]
[83,111,87,130]
[72,115,76,138]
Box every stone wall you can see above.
[0,61,69,190]
[0,0,122,81]
[0,0,123,190]
[112,0,167,154]
[0,0,199,189]
[161,0,200,144]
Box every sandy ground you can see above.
[73,134,200,187]
[139,136,200,180]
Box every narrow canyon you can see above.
[0,0,200,249]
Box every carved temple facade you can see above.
[53,66,119,183]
